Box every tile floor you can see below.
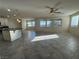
[0,31,79,59]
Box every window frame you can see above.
[40,20,47,27]
[70,15,79,28]
[26,20,35,28]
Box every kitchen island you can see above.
[2,28,22,41]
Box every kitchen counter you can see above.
[2,28,22,41]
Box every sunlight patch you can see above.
[31,34,59,42]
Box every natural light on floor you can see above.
[31,34,59,42]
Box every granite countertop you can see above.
[2,28,22,31]
[0,26,22,31]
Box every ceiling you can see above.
[0,0,79,18]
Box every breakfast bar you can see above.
[2,27,22,41]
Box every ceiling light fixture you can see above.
[7,9,11,12]
[17,19,21,23]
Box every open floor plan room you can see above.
[0,0,79,59]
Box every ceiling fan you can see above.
[45,1,63,14]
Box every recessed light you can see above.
[7,9,11,12]
[14,14,16,16]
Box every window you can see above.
[71,15,79,28]
[47,20,52,27]
[54,20,62,26]
[26,19,62,28]
[27,21,32,27]
[40,20,46,27]
[32,21,35,27]
[27,20,35,27]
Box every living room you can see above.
[0,0,79,59]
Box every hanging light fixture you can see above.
[17,19,21,23]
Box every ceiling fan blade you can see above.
[54,8,59,11]
[54,12,64,14]
[53,1,61,8]
[54,12,61,13]
[45,6,51,8]
[54,7,63,11]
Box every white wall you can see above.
[0,18,21,28]
[0,18,8,26]
[8,19,21,28]
[22,19,27,30]
[61,16,70,31]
